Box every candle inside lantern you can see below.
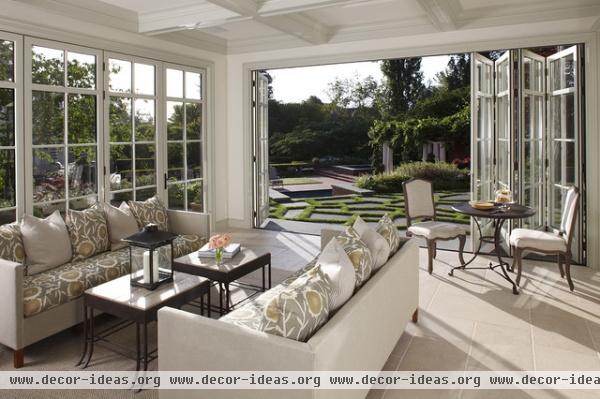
[143,250,160,284]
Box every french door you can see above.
[471,45,585,263]
[252,71,270,228]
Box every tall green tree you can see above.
[380,58,424,116]
[436,54,470,90]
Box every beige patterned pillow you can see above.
[0,223,25,263]
[261,266,332,341]
[66,204,110,262]
[377,213,401,256]
[128,196,170,231]
[336,227,373,288]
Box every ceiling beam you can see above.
[416,0,459,31]
[206,0,331,45]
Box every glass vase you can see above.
[215,247,224,265]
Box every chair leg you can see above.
[14,348,24,368]
[458,235,466,266]
[565,252,575,292]
[426,240,435,275]
[432,242,437,259]
[515,248,523,287]
[412,308,418,323]
[557,254,565,278]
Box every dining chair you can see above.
[509,186,580,291]
[402,178,467,274]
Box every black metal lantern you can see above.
[123,224,177,290]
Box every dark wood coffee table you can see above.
[77,272,210,371]
[173,248,271,315]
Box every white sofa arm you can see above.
[0,259,24,350]
[168,210,210,239]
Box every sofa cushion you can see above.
[336,227,373,289]
[21,211,72,275]
[0,223,25,263]
[66,203,110,262]
[23,248,130,317]
[315,239,355,311]
[376,213,401,256]
[103,202,139,251]
[173,234,204,258]
[353,216,390,270]
[128,196,170,231]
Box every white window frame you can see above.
[23,37,103,216]
[104,52,163,205]
[0,32,23,222]
[162,63,207,212]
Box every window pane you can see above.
[33,147,65,203]
[167,101,183,140]
[134,63,155,95]
[135,144,155,187]
[167,143,184,180]
[32,46,64,86]
[185,71,201,99]
[0,88,15,146]
[34,202,65,218]
[167,69,183,98]
[136,187,155,201]
[134,99,155,141]
[0,149,16,209]
[68,146,97,198]
[187,142,202,180]
[108,59,131,93]
[187,181,203,212]
[68,94,96,144]
[167,183,185,210]
[109,97,131,142]
[67,52,96,89]
[110,190,132,206]
[32,91,64,145]
[110,144,132,190]
[0,209,15,224]
[0,40,14,82]
[185,103,202,140]
[70,196,96,211]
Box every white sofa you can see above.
[158,230,419,399]
[0,210,210,368]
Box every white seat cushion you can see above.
[408,221,466,240]
[509,228,567,252]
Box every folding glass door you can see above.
[470,45,585,263]
[252,71,270,228]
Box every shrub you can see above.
[356,161,469,193]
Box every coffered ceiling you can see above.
[13,0,600,54]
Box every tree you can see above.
[436,54,470,90]
[380,58,424,116]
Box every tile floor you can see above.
[1,229,600,399]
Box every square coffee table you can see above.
[173,248,271,315]
[78,272,210,371]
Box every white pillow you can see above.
[316,238,356,311]
[103,202,140,251]
[21,210,72,275]
[353,216,391,270]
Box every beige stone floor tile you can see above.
[460,389,539,399]
[534,346,600,371]
[383,389,462,399]
[531,312,596,355]
[397,336,469,371]
[404,312,475,352]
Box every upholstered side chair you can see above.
[510,186,580,291]
[402,178,467,274]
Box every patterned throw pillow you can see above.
[377,213,401,256]
[261,265,332,342]
[335,227,373,288]
[66,204,110,262]
[128,196,170,231]
[0,223,25,263]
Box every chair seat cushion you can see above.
[509,228,567,252]
[408,221,466,240]
[22,234,204,318]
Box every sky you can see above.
[269,55,451,103]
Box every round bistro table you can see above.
[450,202,536,295]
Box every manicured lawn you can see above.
[269,191,471,230]
[281,177,322,186]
